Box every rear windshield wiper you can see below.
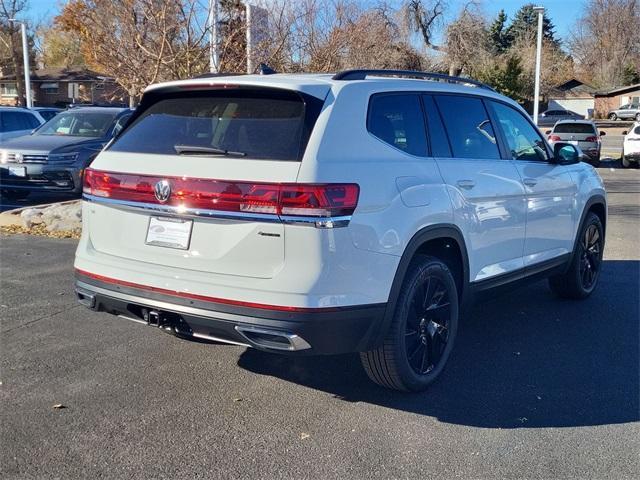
[174,145,247,157]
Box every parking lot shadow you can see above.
[238,260,639,429]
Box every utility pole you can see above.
[9,19,32,108]
[209,0,219,73]
[532,6,544,125]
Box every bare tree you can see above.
[0,0,28,106]
[570,0,640,87]
[56,0,210,106]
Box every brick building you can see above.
[594,84,640,118]
[0,67,127,107]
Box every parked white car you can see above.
[622,122,640,167]
[0,107,45,143]
[74,69,607,391]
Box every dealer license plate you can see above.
[145,216,193,250]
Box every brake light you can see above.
[584,136,598,142]
[548,135,561,142]
[83,169,359,218]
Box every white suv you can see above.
[74,70,607,391]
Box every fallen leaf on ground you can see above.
[52,404,67,409]
[300,432,310,440]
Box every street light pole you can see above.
[209,0,219,73]
[9,19,32,108]
[532,6,544,125]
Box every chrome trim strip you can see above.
[82,193,352,228]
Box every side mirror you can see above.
[622,131,628,135]
[553,142,580,165]
[545,130,551,135]
[599,131,606,136]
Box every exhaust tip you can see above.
[234,326,311,351]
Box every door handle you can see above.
[522,178,538,187]
[456,179,476,190]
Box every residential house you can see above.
[0,67,126,107]
[594,84,640,118]
[548,79,596,118]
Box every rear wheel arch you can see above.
[370,224,470,349]
[576,196,606,245]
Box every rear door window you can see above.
[367,93,427,156]
[2,111,37,131]
[110,90,313,161]
[434,95,500,159]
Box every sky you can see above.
[24,0,585,44]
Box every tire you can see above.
[622,156,632,168]
[590,156,601,168]
[609,113,617,120]
[360,255,459,392]
[1,189,30,201]
[549,212,604,299]
[635,113,640,121]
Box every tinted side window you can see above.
[3,111,33,131]
[422,95,451,157]
[25,112,41,129]
[491,102,550,162]
[434,95,500,159]
[367,94,427,156]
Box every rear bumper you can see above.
[74,272,387,355]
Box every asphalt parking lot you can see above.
[1,167,638,479]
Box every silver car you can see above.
[546,120,604,166]
[608,103,640,121]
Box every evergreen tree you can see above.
[488,10,512,53]
[506,4,559,46]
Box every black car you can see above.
[0,107,131,200]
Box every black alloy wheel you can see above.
[405,275,452,375]
[579,223,602,290]
[360,255,459,391]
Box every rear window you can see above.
[110,90,311,161]
[553,123,596,134]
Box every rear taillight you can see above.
[584,136,598,142]
[548,135,561,142]
[83,169,359,219]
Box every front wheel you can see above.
[635,113,640,121]
[609,113,617,120]
[622,156,633,168]
[549,212,604,299]
[360,255,459,392]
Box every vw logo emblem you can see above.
[154,180,171,203]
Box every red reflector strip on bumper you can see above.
[75,268,339,313]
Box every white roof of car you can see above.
[145,72,511,104]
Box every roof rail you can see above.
[332,69,495,91]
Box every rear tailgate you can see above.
[84,86,326,279]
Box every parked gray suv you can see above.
[0,107,131,201]
[608,103,640,121]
